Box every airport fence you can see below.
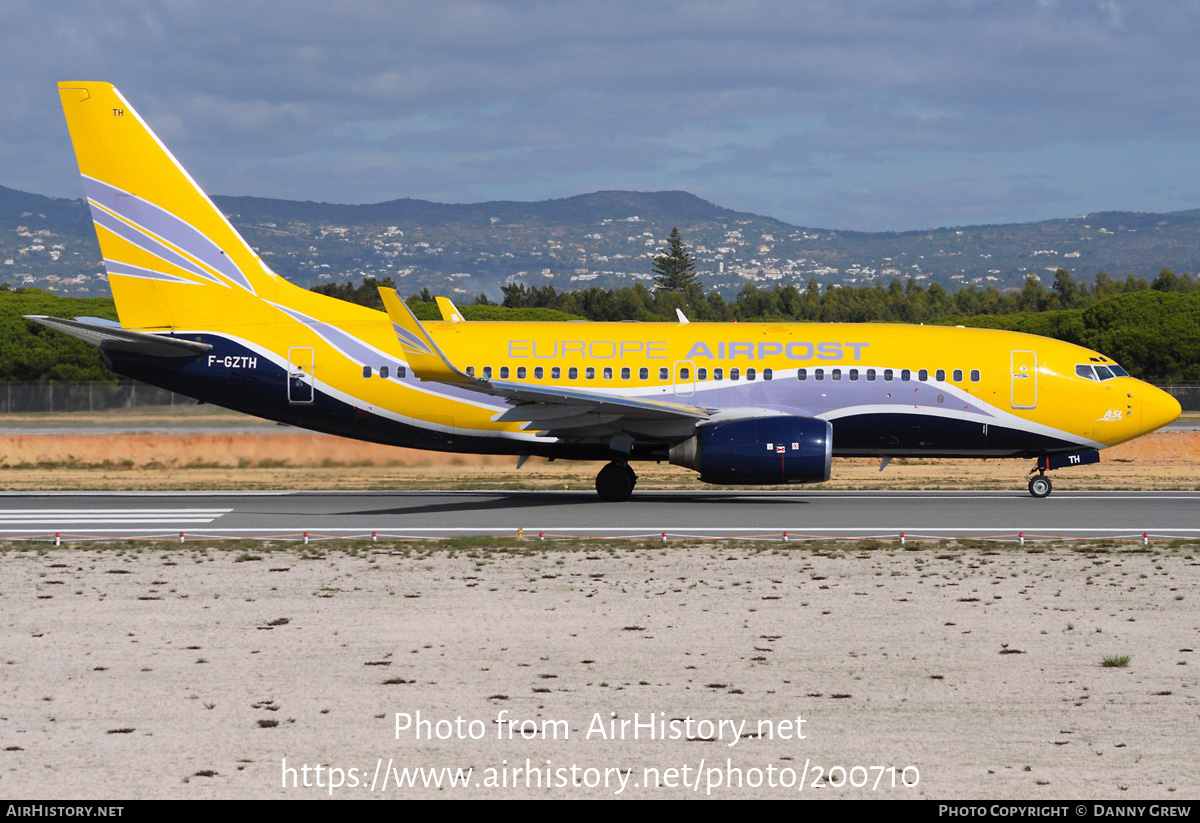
[1161,384,1200,412]
[0,382,183,413]
[0,381,1198,414]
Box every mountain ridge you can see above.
[3,182,1199,298]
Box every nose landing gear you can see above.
[596,461,637,502]
[1027,472,1052,498]
[1025,449,1101,498]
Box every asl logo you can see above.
[1097,409,1124,422]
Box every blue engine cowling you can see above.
[669,416,833,485]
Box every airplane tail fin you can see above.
[57,82,279,330]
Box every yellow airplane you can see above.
[29,82,1182,501]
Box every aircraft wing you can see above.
[378,289,709,441]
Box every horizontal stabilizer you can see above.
[25,315,212,358]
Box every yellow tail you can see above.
[58,82,280,330]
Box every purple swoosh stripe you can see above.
[89,204,223,287]
[671,376,997,418]
[272,304,505,409]
[104,259,200,285]
[391,323,432,354]
[83,177,255,294]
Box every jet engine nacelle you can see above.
[669,416,832,485]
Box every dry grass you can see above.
[0,419,1196,492]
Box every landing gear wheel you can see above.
[1028,475,1052,499]
[596,462,637,502]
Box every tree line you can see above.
[312,268,1199,382]
[1,264,1196,384]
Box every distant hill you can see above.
[4,182,1200,299]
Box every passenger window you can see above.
[534,366,544,379]
[697,368,707,380]
[466,366,475,377]
[849,368,859,381]
[970,369,980,382]
[763,368,772,381]
[678,367,689,380]
[604,367,614,380]
[621,367,630,380]
[586,367,595,379]
[746,368,756,381]
[517,366,526,379]
[659,367,669,380]
[569,367,578,379]
[362,366,371,378]
[714,368,724,380]
[730,368,740,380]
[551,367,561,379]
[397,366,406,378]
[935,369,945,381]
[639,367,649,380]
[918,369,928,381]
[831,369,841,381]
[797,368,807,381]
[482,366,492,379]
[901,369,911,382]
[952,369,962,382]
[380,366,390,379]
[499,366,509,379]
[866,369,876,382]
[815,369,824,381]
[884,369,893,381]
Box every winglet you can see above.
[675,308,690,324]
[378,288,477,385]
[436,296,465,322]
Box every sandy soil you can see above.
[3,415,1196,799]
[0,430,1196,491]
[1,542,1196,799]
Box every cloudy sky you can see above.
[4,1,1198,231]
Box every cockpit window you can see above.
[1077,363,1127,381]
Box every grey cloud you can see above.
[5,1,1200,229]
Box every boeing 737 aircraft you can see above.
[30,82,1182,501]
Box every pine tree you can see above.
[652,227,698,292]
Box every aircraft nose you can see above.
[1140,384,1182,433]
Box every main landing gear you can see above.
[596,461,637,502]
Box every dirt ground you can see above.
[2,415,1196,800]
[0,428,1196,491]
[1,541,1196,799]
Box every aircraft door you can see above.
[1010,350,1036,409]
[288,347,315,405]
[673,359,696,397]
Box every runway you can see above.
[2,490,1199,541]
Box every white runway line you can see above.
[0,508,230,525]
